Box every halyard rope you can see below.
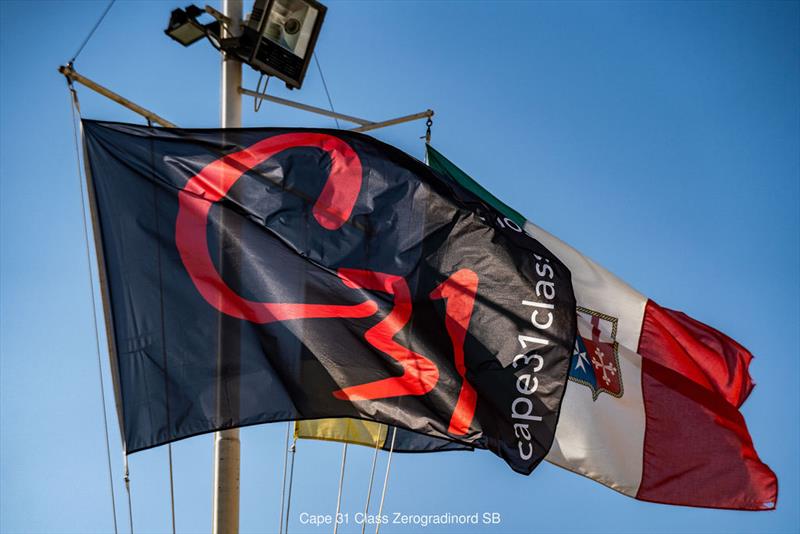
[314,52,361,534]
[67,77,119,534]
[124,461,134,534]
[374,428,397,534]
[167,444,176,534]
[278,423,291,534]
[145,117,177,534]
[361,436,382,534]
[285,436,298,534]
[333,442,349,534]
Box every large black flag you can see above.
[83,120,576,474]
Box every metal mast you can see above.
[212,1,242,533]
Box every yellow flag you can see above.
[295,418,388,448]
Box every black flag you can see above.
[83,120,576,474]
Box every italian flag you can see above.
[426,145,777,510]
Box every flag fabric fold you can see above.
[82,121,576,475]
[426,145,777,510]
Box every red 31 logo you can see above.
[175,133,477,436]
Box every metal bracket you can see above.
[239,86,434,133]
[57,64,435,135]
[58,64,177,128]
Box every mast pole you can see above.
[212,1,242,533]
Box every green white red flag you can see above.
[427,145,778,511]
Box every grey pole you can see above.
[212,1,242,533]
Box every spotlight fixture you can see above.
[238,0,327,89]
[165,1,326,89]
[164,5,209,46]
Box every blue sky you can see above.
[1,1,798,533]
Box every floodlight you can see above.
[239,0,327,89]
[164,1,326,89]
[164,5,208,46]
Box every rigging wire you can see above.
[284,436,298,534]
[145,117,177,534]
[278,423,291,534]
[361,437,382,534]
[167,444,176,534]
[313,52,340,129]
[253,73,270,113]
[333,443,348,534]
[310,55,354,534]
[374,428,397,534]
[70,0,116,64]
[124,461,134,534]
[67,75,120,534]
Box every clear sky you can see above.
[1,1,798,533]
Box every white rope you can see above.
[67,79,119,534]
[361,437,381,534]
[284,437,297,534]
[374,428,397,534]
[278,423,291,534]
[333,443,348,534]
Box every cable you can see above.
[284,437,297,534]
[278,423,291,534]
[146,117,177,534]
[254,74,270,113]
[375,428,397,534]
[167,444,176,534]
[313,52,340,129]
[70,0,116,64]
[361,437,381,534]
[67,78,119,534]
[124,460,134,534]
[333,443,348,534]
